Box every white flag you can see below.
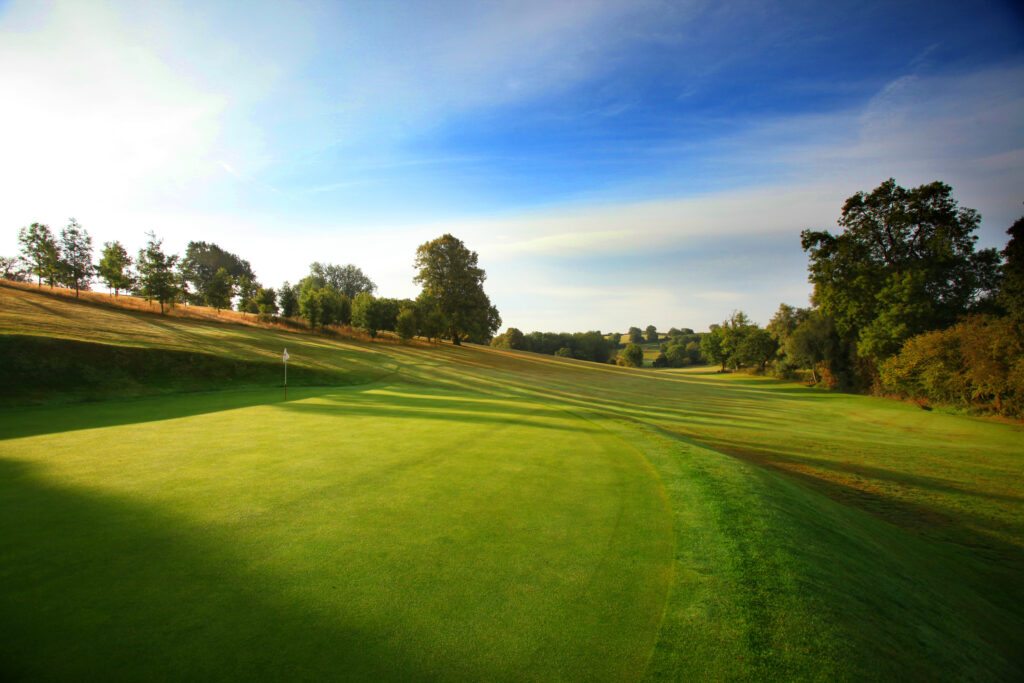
[283,348,289,362]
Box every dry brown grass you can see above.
[0,280,402,344]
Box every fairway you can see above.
[2,286,1023,680]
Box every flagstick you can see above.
[283,347,288,401]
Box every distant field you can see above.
[2,284,1022,680]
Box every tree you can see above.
[18,222,59,287]
[802,179,1000,376]
[204,268,235,312]
[395,307,418,340]
[628,326,643,344]
[278,282,299,318]
[57,219,94,297]
[308,262,376,299]
[97,241,134,296]
[298,285,322,329]
[608,332,622,347]
[180,242,256,306]
[701,326,729,371]
[737,328,779,372]
[136,232,180,314]
[786,311,838,384]
[645,325,658,343]
[413,234,499,345]
[491,327,528,350]
[319,287,349,327]
[618,343,644,367]
[718,311,754,370]
[235,276,261,315]
[256,287,278,319]
[0,256,28,282]
[999,215,1024,321]
[352,292,392,337]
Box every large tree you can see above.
[999,215,1024,321]
[413,234,499,345]
[97,241,134,296]
[180,241,256,306]
[136,232,180,314]
[308,262,376,299]
[18,222,60,287]
[58,219,94,297]
[801,179,1000,366]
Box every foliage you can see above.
[278,282,299,319]
[235,276,261,315]
[135,232,180,314]
[701,327,728,371]
[652,353,669,368]
[0,256,28,282]
[999,215,1024,321]
[18,222,60,288]
[256,287,278,319]
[608,332,621,347]
[204,268,235,312]
[618,343,644,367]
[737,328,778,372]
[413,234,499,345]
[645,325,658,343]
[319,288,351,327]
[492,329,614,363]
[877,315,1024,417]
[801,179,1000,383]
[308,262,376,299]
[395,307,417,341]
[628,326,643,344]
[97,241,134,296]
[784,311,838,384]
[352,292,388,337]
[490,327,528,350]
[298,285,323,329]
[180,242,255,306]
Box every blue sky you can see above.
[2,0,1023,332]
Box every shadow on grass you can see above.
[0,386,336,440]
[0,458,425,681]
[275,389,599,434]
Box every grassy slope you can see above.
[2,283,1023,680]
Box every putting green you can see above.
[0,385,673,680]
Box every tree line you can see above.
[491,325,708,368]
[7,224,500,345]
[703,179,1022,417]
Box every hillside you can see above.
[1,283,1022,680]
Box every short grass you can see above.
[2,284,1023,680]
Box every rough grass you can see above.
[1,284,1022,680]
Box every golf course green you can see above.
[1,284,1022,680]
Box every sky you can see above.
[2,0,1023,333]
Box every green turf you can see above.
[2,284,1023,680]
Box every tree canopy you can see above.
[136,232,180,314]
[57,219,93,297]
[181,241,255,306]
[308,262,376,299]
[413,234,499,345]
[18,222,59,288]
[97,241,134,296]
[999,215,1024,321]
[801,179,1000,365]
